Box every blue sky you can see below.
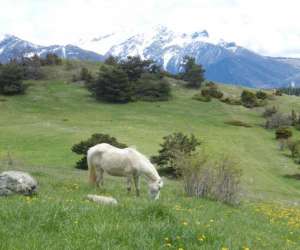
[1,0,300,57]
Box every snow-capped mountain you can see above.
[1,27,300,88]
[0,34,104,63]
[78,26,300,88]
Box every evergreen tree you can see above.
[80,67,93,83]
[89,66,133,103]
[104,55,119,65]
[0,63,25,95]
[181,56,205,88]
[119,56,153,82]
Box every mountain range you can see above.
[1,26,300,88]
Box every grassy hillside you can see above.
[1,62,300,249]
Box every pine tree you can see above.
[181,56,205,88]
[0,63,25,95]
[89,66,133,103]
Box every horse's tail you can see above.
[87,150,97,184]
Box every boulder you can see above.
[0,171,37,196]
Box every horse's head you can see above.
[149,178,163,200]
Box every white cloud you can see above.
[0,0,299,57]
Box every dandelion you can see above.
[210,219,214,223]
[221,247,229,250]
[178,248,184,250]
[182,221,188,226]
[164,238,169,241]
[243,247,250,250]
[165,243,172,247]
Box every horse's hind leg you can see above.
[133,174,140,197]
[127,176,132,193]
[96,168,104,188]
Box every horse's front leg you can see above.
[96,168,104,188]
[127,176,132,193]
[133,174,140,197]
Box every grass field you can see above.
[1,63,300,249]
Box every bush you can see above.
[263,106,278,118]
[135,73,171,101]
[192,93,211,102]
[275,89,283,96]
[201,85,223,99]
[20,56,43,80]
[71,133,127,169]
[221,97,242,105]
[265,113,292,129]
[241,90,258,108]
[88,66,134,103]
[276,127,292,151]
[0,63,25,95]
[288,140,300,164]
[275,127,293,140]
[151,132,201,177]
[80,67,93,83]
[224,120,252,128]
[256,91,268,100]
[175,153,242,205]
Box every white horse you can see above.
[87,143,163,199]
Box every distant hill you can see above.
[0,34,104,63]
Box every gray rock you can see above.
[0,171,38,196]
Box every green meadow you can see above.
[1,63,300,249]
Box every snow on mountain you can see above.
[77,25,300,88]
[0,35,104,63]
[1,26,300,88]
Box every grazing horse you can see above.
[87,143,163,199]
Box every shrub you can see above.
[241,90,258,108]
[276,127,292,151]
[0,63,25,95]
[201,85,223,99]
[275,89,283,96]
[221,97,242,105]
[20,56,43,80]
[135,73,171,101]
[151,132,201,177]
[263,106,278,118]
[275,127,293,140]
[192,93,211,102]
[256,91,268,100]
[175,153,242,205]
[80,67,93,83]
[288,140,300,164]
[224,120,252,128]
[212,157,242,205]
[71,133,127,169]
[265,113,292,129]
[291,110,298,126]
